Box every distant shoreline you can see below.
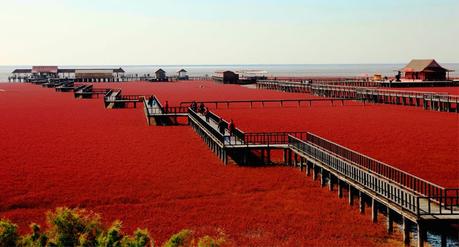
[1,64,458,81]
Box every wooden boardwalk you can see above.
[179,98,356,109]
[257,80,459,113]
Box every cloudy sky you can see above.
[0,0,458,65]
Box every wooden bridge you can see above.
[30,81,459,247]
[179,98,359,109]
[257,80,459,113]
[143,96,189,126]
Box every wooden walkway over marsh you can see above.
[179,98,358,109]
[30,81,459,247]
[257,80,459,113]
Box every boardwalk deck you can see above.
[257,80,459,113]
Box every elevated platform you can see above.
[180,98,356,109]
[143,97,189,126]
[380,81,459,88]
[74,85,112,99]
[257,80,459,113]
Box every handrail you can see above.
[305,133,459,207]
[242,132,308,146]
[179,98,353,109]
[205,110,245,141]
[290,135,459,216]
[188,109,225,143]
[289,135,419,214]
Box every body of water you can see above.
[1,64,458,82]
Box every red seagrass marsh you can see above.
[0,81,456,246]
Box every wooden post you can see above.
[348,184,353,206]
[243,148,248,165]
[417,222,425,247]
[387,208,393,233]
[359,192,365,214]
[223,149,228,165]
[338,180,343,198]
[287,149,292,166]
[402,217,410,245]
[267,148,271,165]
[371,198,377,223]
[329,173,333,191]
[312,164,317,181]
[441,233,447,247]
[283,149,287,165]
[306,160,311,176]
[320,168,326,187]
[261,149,265,164]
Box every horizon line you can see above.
[2,62,459,67]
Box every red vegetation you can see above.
[0,83,399,246]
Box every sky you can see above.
[0,0,458,65]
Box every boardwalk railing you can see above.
[205,110,245,141]
[306,133,459,208]
[289,135,419,213]
[144,96,188,116]
[241,132,308,146]
[188,109,226,143]
[289,135,459,216]
[180,98,355,109]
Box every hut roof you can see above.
[75,69,114,74]
[12,69,32,74]
[114,68,125,73]
[58,69,76,73]
[177,69,187,73]
[156,69,166,73]
[402,59,450,72]
[32,66,58,74]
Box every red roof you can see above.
[32,66,58,74]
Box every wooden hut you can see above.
[155,69,167,81]
[75,69,115,82]
[212,71,239,84]
[31,66,58,78]
[402,59,452,81]
[177,69,189,80]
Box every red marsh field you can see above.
[0,82,404,246]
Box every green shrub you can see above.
[0,219,18,247]
[17,223,48,247]
[97,220,124,247]
[46,207,102,247]
[1,208,227,247]
[163,230,193,247]
[121,228,152,247]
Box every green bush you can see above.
[46,207,102,246]
[17,223,48,247]
[0,219,18,247]
[0,208,226,247]
[97,220,124,247]
[121,228,152,247]
[163,229,193,247]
